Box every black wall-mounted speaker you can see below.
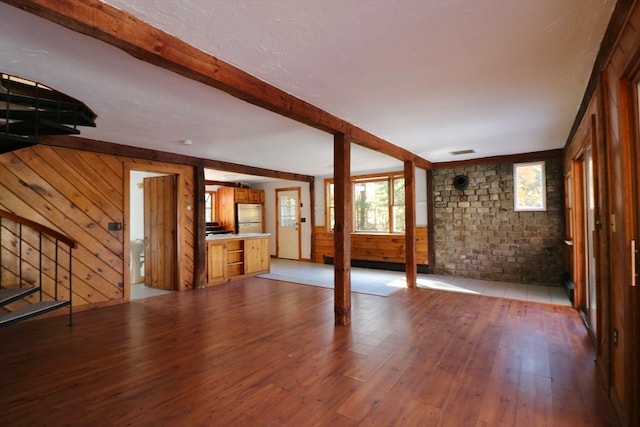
[452,174,469,190]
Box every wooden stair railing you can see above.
[0,209,77,327]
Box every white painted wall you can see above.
[252,180,312,260]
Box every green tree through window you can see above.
[326,173,405,233]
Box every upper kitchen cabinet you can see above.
[234,188,249,203]
[220,187,264,204]
[248,189,264,204]
[218,187,265,232]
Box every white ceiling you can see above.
[0,1,615,183]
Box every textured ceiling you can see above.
[0,0,615,182]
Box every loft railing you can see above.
[0,209,77,326]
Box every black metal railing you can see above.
[0,209,76,326]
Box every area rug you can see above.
[258,260,406,297]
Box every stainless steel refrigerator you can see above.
[235,203,263,234]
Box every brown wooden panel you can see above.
[206,240,226,284]
[245,237,269,274]
[217,187,236,232]
[0,145,197,310]
[30,146,122,221]
[144,175,177,291]
[314,226,429,265]
[0,157,123,276]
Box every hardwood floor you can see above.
[0,277,617,426]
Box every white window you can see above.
[514,161,546,211]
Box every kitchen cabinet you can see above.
[217,187,265,232]
[206,240,227,283]
[206,234,270,285]
[245,237,269,274]
[248,189,264,204]
[234,188,249,203]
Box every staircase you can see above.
[0,209,76,327]
[0,72,96,153]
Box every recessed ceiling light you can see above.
[449,149,475,156]
[181,139,193,145]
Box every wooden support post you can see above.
[427,169,436,269]
[194,165,206,289]
[334,133,352,326]
[404,160,417,288]
[309,177,316,263]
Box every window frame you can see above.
[325,171,405,234]
[513,161,547,212]
[204,190,217,222]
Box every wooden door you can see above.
[276,188,300,260]
[143,175,177,290]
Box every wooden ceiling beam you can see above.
[4,0,432,170]
[39,135,314,183]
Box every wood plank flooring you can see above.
[0,277,617,426]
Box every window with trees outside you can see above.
[514,161,546,211]
[325,173,405,233]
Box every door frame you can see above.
[275,186,301,260]
[124,163,183,299]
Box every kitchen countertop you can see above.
[206,233,271,241]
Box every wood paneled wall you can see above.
[563,2,640,425]
[0,145,195,310]
[313,226,428,265]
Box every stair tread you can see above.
[0,286,39,306]
[0,300,69,326]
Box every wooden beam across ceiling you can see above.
[4,0,432,171]
[40,135,315,183]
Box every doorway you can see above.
[128,170,178,298]
[276,187,301,260]
[583,146,597,336]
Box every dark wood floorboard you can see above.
[0,277,618,426]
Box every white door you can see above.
[277,188,300,260]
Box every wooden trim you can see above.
[426,170,436,269]
[7,0,431,169]
[125,161,186,291]
[0,208,77,248]
[194,166,206,289]
[571,157,586,311]
[404,160,417,288]
[204,180,243,187]
[333,133,351,326]
[122,170,132,301]
[616,75,640,427]
[309,179,316,263]
[275,186,302,261]
[39,135,315,183]
[565,0,636,149]
[433,149,563,169]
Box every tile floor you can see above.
[262,258,572,306]
[130,282,172,300]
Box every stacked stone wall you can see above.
[432,156,564,285]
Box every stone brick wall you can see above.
[432,156,564,285]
